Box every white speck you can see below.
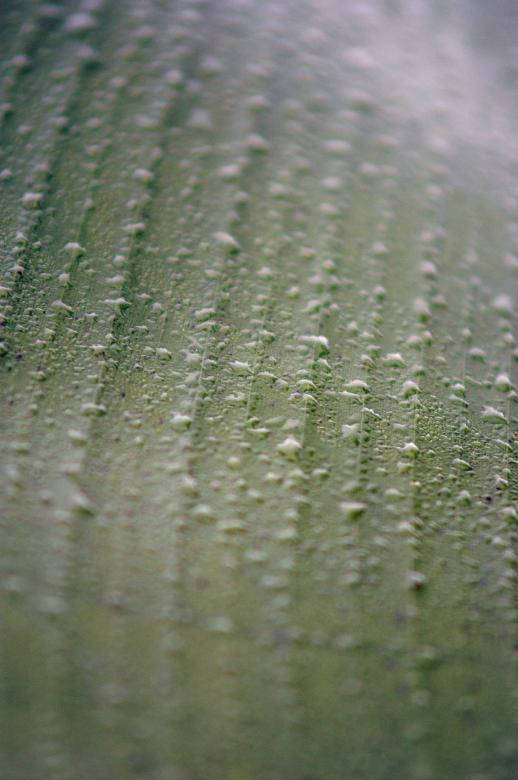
[200,55,222,75]
[495,373,512,392]
[218,163,240,180]
[104,297,130,308]
[300,334,329,352]
[319,202,338,215]
[136,114,157,129]
[481,406,507,424]
[413,297,430,320]
[371,242,388,256]
[322,260,336,272]
[322,176,342,191]
[171,413,192,431]
[65,12,97,32]
[277,526,297,541]
[257,265,273,279]
[384,352,406,367]
[468,347,486,361]
[324,139,351,154]
[187,108,212,129]
[206,616,233,633]
[214,231,239,252]
[246,133,270,152]
[81,402,106,416]
[342,423,359,441]
[457,490,471,505]
[277,436,302,458]
[64,241,84,258]
[400,442,419,458]
[339,501,366,520]
[50,299,73,313]
[185,350,202,364]
[420,260,437,277]
[68,429,87,445]
[344,379,370,392]
[501,506,517,521]
[22,192,43,209]
[229,360,251,375]
[156,347,172,360]
[492,294,513,317]
[133,168,153,183]
[181,475,198,495]
[269,181,290,198]
[193,504,215,521]
[194,307,215,321]
[124,222,145,235]
[452,458,472,470]
[245,94,269,110]
[217,519,245,534]
[407,571,427,590]
[402,380,419,397]
[72,491,94,515]
[451,382,465,396]
[165,69,183,85]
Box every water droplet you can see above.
[481,405,507,424]
[400,442,419,458]
[339,501,366,520]
[384,352,406,367]
[246,133,269,152]
[213,231,240,253]
[229,360,251,375]
[407,571,427,590]
[64,12,97,33]
[187,108,212,130]
[277,436,302,459]
[495,373,512,392]
[22,192,43,209]
[171,413,192,431]
[402,380,419,397]
[492,294,513,317]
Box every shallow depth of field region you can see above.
[0,1,517,778]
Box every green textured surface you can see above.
[0,1,517,778]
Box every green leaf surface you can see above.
[1,1,517,778]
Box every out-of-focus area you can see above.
[1,2,517,778]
